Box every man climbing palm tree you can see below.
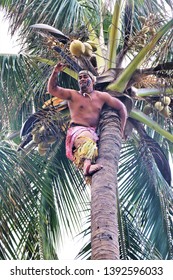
[47,62,127,177]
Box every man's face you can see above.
[78,73,93,91]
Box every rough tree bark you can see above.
[91,106,122,260]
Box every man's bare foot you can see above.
[84,164,103,176]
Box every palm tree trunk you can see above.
[91,106,122,260]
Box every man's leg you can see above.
[74,131,103,176]
[83,158,103,176]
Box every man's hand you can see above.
[47,61,72,100]
[53,62,66,73]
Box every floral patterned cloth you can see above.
[65,125,99,161]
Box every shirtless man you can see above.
[47,62,127,176]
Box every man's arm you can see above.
[103,92,128,137]
[47,62,72,100]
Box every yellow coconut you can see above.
[154,101,164,111]
[39,125,45,133]
[161,96,171,106]
[69,40,85,57]
[83,42,93,56]
[38,142,49,156]
[39,142,49,149]
[142,26,150,34]
[38,147,47,156]
[32,132,41,144]
[86,40,97,51]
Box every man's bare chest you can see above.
[68,94,103,113]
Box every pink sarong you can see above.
[65,126,99,161]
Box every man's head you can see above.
[78,70,96,83]
[78,70,96,93]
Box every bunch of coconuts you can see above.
[31,123,58,156]
[128,13,158,51]
[154,97,172,117]
[143,96,172,117]
[69,39,96,57]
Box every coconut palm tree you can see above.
[0,0,173,260]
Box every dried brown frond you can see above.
[134,74,166,89]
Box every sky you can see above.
[0,10,20,54]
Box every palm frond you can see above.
[30,23,69,43]
[130,119,171,185]
[0,140,58,259]
[0,53,49,132]
[116,0,134,67]
[18,106,69,154]
[119,208,163,260]
[130,109,173,143]
[118,139,173,259]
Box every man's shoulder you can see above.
[94,90,109,98]
[67,88,79,96]
[94,89,108,94]
[69,89,81,100]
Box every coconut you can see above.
[143,104,152,115]
[69,40,85,57]
[142,26,150,34]
[47,135,57,144]
[32,132,41,144]
[39,142,49,149]
[38,142,49,156]
[149,27,156,36]
[38,147,47,156]
[138,16,146,24]
[86,40,97,51]
[160,106,171,118]
[83,42,93,56]
[161,96,171,106]
[39,125,45,133]
[154,101,164,111]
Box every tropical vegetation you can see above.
[0,0,173,260]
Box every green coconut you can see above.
[143,104,152,115]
